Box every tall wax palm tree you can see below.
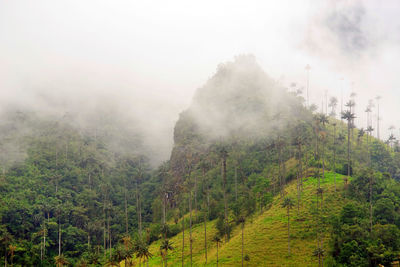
[239,217,245,267]
[184,150,195,267]
[366,126,374,141]
[313,115,321,169]
[160,239,173,267]
[365,103,372,130]
[213,236,222,267]
[313,247,325,267]
[179,187,186,267]
[233,203,246,267]
[332,122,337,191]
[376,96,381,139]
[365,124,371,143]
[136,161,145,238]
[365,125,374,157]
[122,235,133,267]
[388,134,396,151]
[218,146,229,242]
[160,224,170,242]
[317,188,324,208]
[100,183,109,257]
[54,254,69,267]
[318,114,329,182]
[8,244,16,266]
[339,77,344,123]
[328,96,338,117]
[107,201,113,261]
[189,188,193,267]
[345,100,356,139]
[275,136,286,196]
[357,128,365,145]
[136,240,152,267]
[157,161,170,228]
[367,170,374,233]
[282,197,295,255]
[199,158,210,264]
[366,126,374,166]
[341,110,356,185]
[345,100,355,113]
[293,130,305,211]
[389,125,395,135]
[346,98,355,111]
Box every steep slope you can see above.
[169,55,308,180]
[146,171,348,266]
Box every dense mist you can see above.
[1,0,400,165]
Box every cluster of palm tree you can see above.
[158,72,399,267]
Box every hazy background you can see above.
[1,0,400,163]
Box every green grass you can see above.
[127,171,349,266]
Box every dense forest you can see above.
[2,56,400,266]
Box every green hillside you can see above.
[2,56,400,267]
[145,171,348,267]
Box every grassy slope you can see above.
[136,171,349,267]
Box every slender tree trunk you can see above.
[370,176,373,233]
[202,168,208,264]
[297,170,300,213]
[299,144,303,190]
[162,193,166,225]
[58,221,61,256]
[321,192,323,208]
[322,139,325,181]
[88,233,90,251]
[136,180,141,237]
[321,238,324,267]
[347,121,350,184]
[181,205,185,267]
[43,222,46,260]
[194,176,197,219]
[222,157,228,242]
[139,194,142,237]
[125,181,129,235]
[65,141,68,163]
[278,148,282,195]
[377,102,380,139]
[317,236,321,267]
[108,210,111,260]
[103,196,106,256]
[216,242,219,267]
[241,223,244,267]
[40,234,43,262]
[297,144,301,211]
[333,125,337,191]
[189,191,193,267]
[287,208,290,255]
[204,209,207,264]
[278,138,283,197]
[235,165,238,201]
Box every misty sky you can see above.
[1,0,400,162]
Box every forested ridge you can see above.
[2,56,400,266]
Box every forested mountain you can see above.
[2,56,400,266]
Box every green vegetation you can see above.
[1,56,400,266]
